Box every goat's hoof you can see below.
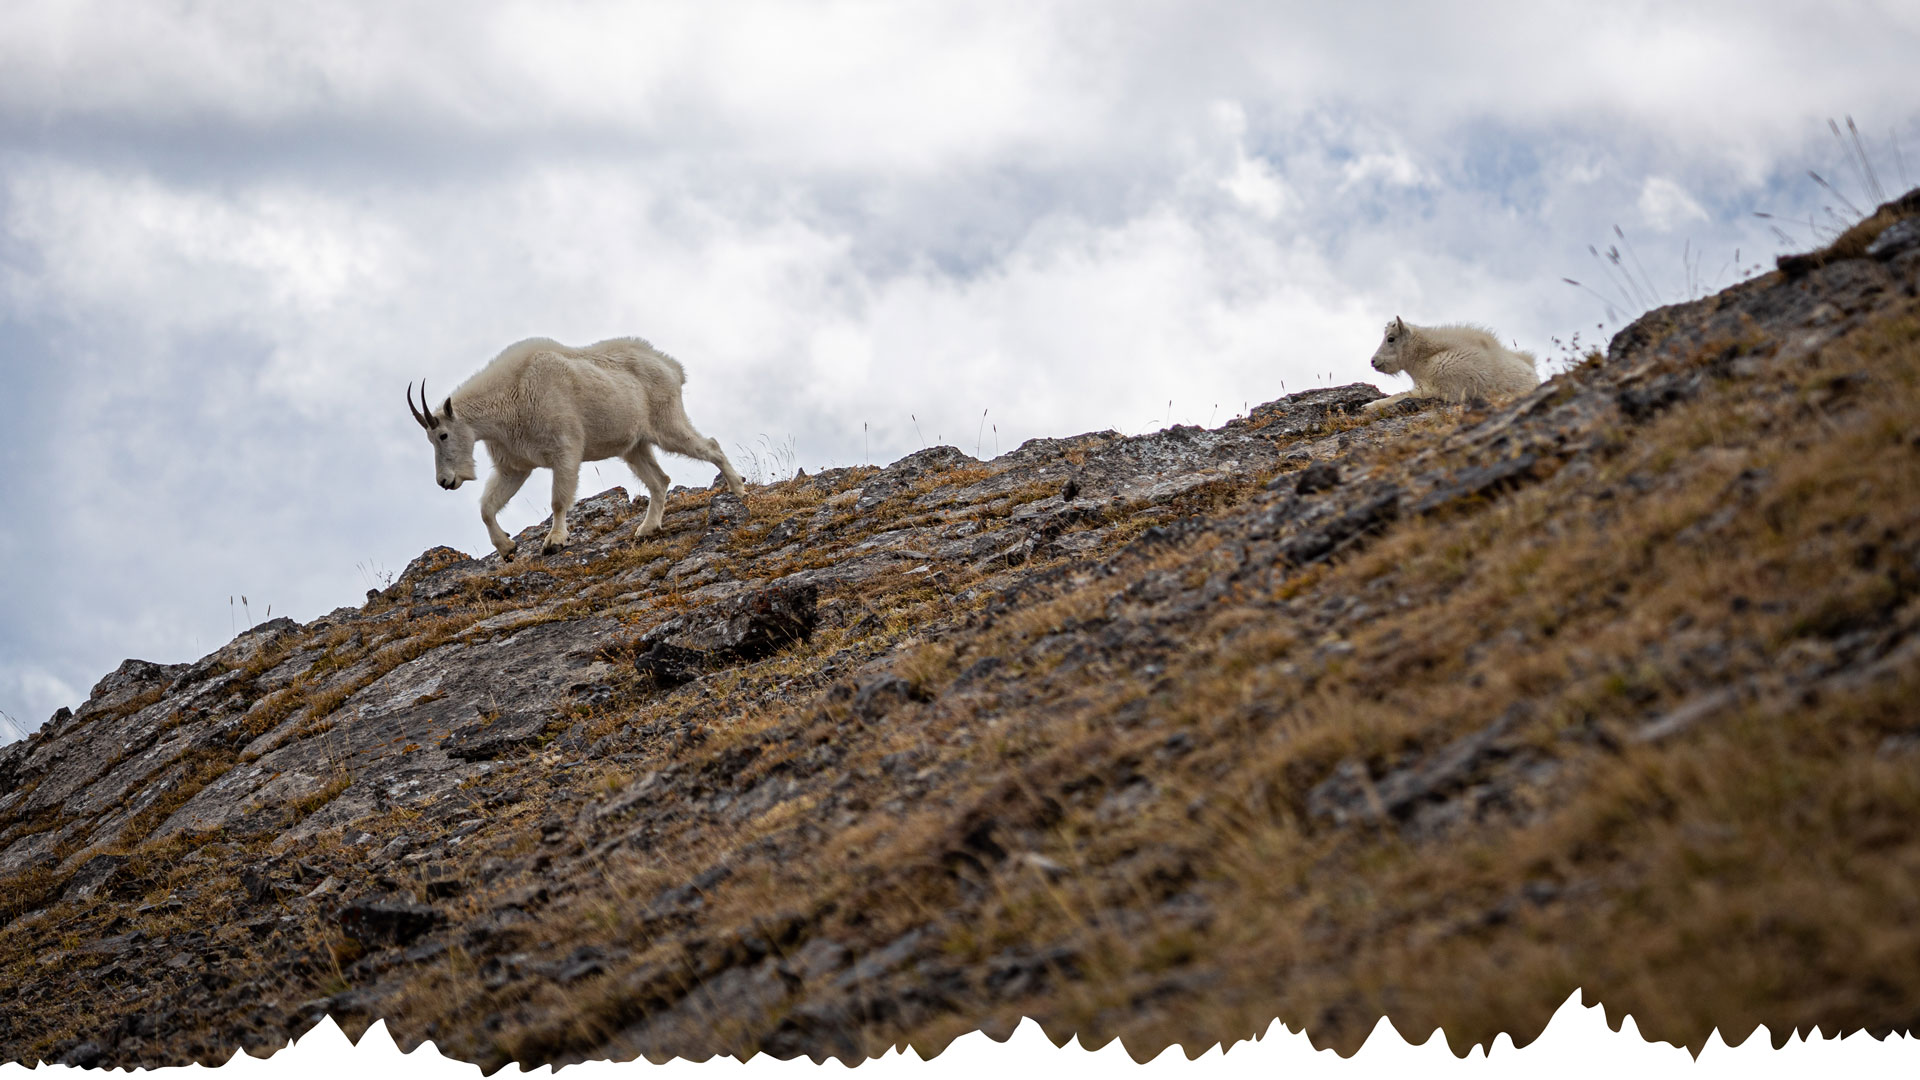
[541,543,561,556]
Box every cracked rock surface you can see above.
[5,190,1920,1066]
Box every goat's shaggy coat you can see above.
[1362,318,1540,414]
[409,337,745,557]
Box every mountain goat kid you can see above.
[408,337,747,558]
[1362,317,1540,415]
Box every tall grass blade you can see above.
[1614,225,1663,307]
[1808,169,1864,219]
[1589,245,1637,311]
[1844,116,1885,205]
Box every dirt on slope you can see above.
[3,190,1919,1069]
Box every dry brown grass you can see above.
[6,296,1919,1065]
[286,772,353,821]
[356,301,1918,1055]
[935,300,1920,1055]
[1778,190,1920,277]
[113,747,244,848]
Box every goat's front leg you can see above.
[1362,391,1420,416]
[543,457,581,555]
[481,465,532,558]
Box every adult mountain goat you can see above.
[1361,318,1539,414]
[408,337,747,558]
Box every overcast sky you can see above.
[2,2,1917,741]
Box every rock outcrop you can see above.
[4,190,1920,1067]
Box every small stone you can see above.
[1866,218,1920,260]
[852,674,926,720]
[1293,462,1342,494]
[442,711,553,761]
[60,1041,107,1069]
[639,581,820,667]
[337,898,443,948]
[61,853,130,902]
[634,642,711,689]
[1014,852,1068,881]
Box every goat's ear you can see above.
[1393,316,1406,332]
[441,397,456,421]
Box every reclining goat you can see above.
[1362,317,1540,414]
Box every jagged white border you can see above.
[6,991,1915,1079]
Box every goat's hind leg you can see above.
[622,443,671,538]
[705,436,748,499]
[657,423,747,501]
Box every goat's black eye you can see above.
[1386,336,1395,343]
[439,432,448,441]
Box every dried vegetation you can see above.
[3,197,1920,1067]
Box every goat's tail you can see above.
[646,341,688,386]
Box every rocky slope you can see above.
[4,190,1920,1068]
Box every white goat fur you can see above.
[1362,318,1539,414]
[412,337,746,558]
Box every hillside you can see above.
[3,190,1919,1068]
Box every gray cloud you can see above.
[3,1,1918,738]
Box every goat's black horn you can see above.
[407,381,431,429]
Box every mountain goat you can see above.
[408,337,746,558]
[1361,318,1539,415]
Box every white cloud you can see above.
[1,1,1918,732]
[0,664,79,737]
[1637,176,1711,232]
[1221,155,1296,220]
[1341,151,1428,191]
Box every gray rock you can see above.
[59,1041,107,1068]
[640,581,819,664]
[1280,488,1401,566]
[1245,383,1383,428]
[852,675,925,720]
[338,898,443,948]
[1308,707,1530,828]
[1866,217,1920,260]
[1631,687,1744,744]
[706,492,750,534]
[153,617,620,839]
[10,213,1920,1068]
[1411,454,1540,515]
[61,853,129,902]
[442,711,556,761]
[409,559,488,601]
[634,642,713,689]
[1293,462,1342,494]
[1617,372,1703,423]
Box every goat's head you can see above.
[1370,316,1412,375]
[408,381,479,490]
